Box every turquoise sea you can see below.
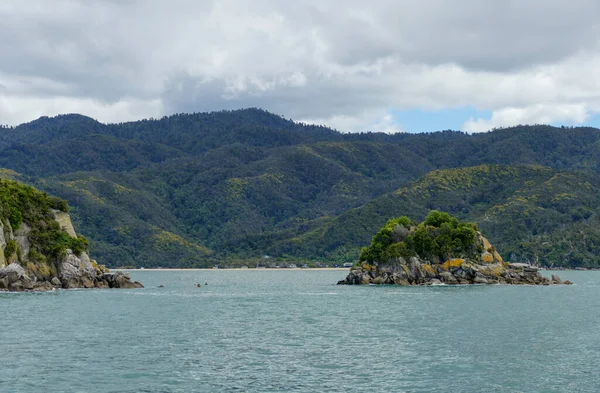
[1,269,599,392]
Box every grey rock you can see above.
[50,277,61,287]
[57,250,97,288]
[33,281,53,291]
[439,271,458,284]
[95,280,109,289]
[0,263,26,286]
[474,273,489,284]
[52,210,77,238]
[551,274,563,284]
[102,272,144,289]
[14,222,31,260]
[9,281,24,291]
[0,222,6,250]
[372,276,384,285]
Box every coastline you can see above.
[118,268,351,271]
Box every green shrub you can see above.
[49,196,69,213]
[4,239,16,258]
[360,211,478,264]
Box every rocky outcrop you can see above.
[340,211,572,286]
[58,250,99,289]
[338,257,570,286]
[339,222,570,286]
[102,272,144,289]
[0,200,143,292]
[52,209,77,238]
[0,257,143,292]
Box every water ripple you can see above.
[0,270,599,392]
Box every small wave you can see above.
[299,292,338,296]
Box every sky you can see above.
[1,0,600,133]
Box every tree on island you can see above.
[359,210,480,266]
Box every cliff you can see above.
[338,211,570,286]
[0,179,142,291]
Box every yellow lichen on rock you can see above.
[479,263,505,277]
[441,258,465,270]
[492,250,503,263]
[481,252,494,263]
[423,263,436,275]
[361,263,374,271]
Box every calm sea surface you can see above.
[1,269,599,393]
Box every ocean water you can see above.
[1,269,599,393]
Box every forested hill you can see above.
[2,108,600,268]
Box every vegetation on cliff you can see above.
[0,178,88,278]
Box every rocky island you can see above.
[338,211,570,286]
[0,178,142,291]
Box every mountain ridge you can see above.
[2,109,600,267]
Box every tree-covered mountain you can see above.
[285,164,600,267]
[2,109,600,267]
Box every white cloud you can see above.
[1,0,600,131]
[0,95,163,126]
[463,103,590,133]
[300,110,404,133]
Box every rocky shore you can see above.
[0,252,143,292]
[339,211,571,286]
[337,258,572,286]
[0,178,143,292]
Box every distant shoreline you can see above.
[117,268,350,271]
[117,267,592,272]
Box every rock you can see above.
[564,280,573,285]
[372,276,384,285]
[52,209,77,238]
[21,275,33,290]
[95,280,109,289]
[551,274,563,284]
[9,281,24,291]
[132,281,144,288]
[33,281,53,291]
[473,273,489,284]
[101,272,144,289]
[58,250,98,288]
[0,263,27,287]
[14,223,31,260]
[439,271,458,285]
[51,277,61,287]
[339,258,569,287]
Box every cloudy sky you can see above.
[1,0,600,133]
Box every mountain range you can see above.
[2,109,600,268]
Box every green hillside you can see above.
[288,165,600,267]
[2,109,600,267]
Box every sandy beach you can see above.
[118,268,350,271]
